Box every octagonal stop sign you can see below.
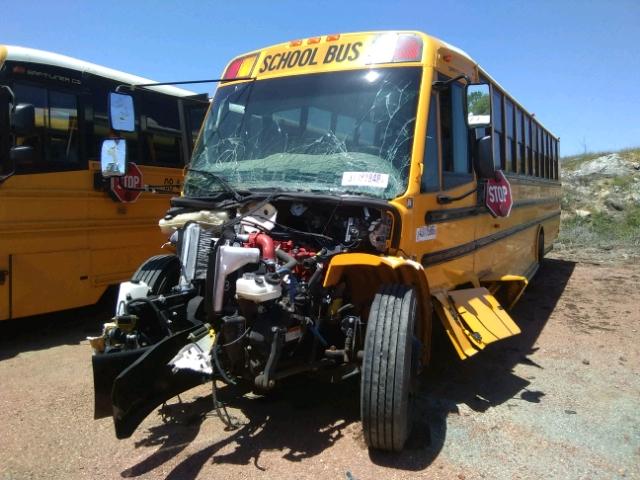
[110,162,143,203]
[485,170,513,217]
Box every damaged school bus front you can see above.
[91,30,558,452]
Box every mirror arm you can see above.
[436,187,477,205]
[115,77,255,93]
[432,74,470,91]
[0,171,15,185]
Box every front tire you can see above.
[361,284,418,451]
[131,254,181,295]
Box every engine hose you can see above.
[307,264,324,293]
[276,248,297,273]
[211,333,237,385]
[210,333,242,429]
[126,297,171,336]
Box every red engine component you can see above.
[243,235,318,279]
[245,232,275,261]
[277,240,317,280]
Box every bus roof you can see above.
[0,45,197,98]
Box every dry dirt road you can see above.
[1,256,639,480]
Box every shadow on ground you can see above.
[122,376,362,479]
[0,288,115,361]
[116,258,574,478]
[370,258,576,470]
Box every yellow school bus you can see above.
[0,45,207,320]
[89,31,560,451]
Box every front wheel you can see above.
[361,284,419,451]
[131,254,181,295]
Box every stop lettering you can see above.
[110,162,143,203]
[485,170,513,217]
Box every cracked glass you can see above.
[185,67,421,199]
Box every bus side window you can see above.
[12,84,80,171]
[12,84,47,170]
[140,92,183,167]
[439,79,471,190]
[48,90,79,166]
[421,93,439,192]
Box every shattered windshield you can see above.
[185,67,421,199]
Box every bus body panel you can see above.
[0,163,180,319]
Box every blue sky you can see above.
[2,0,638,156]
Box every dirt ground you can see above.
[1,254,639,480]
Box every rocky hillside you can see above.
[556,147,640,261]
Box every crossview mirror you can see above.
[10,145,34,165]
[466,83,491,128]
[108,92,135,132]
[11,103,35,136]
[100,139,127,177]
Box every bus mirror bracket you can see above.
[474,135,495,179]
[101,139,127,177]
[11,103,35,136]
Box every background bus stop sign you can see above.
[485,170,513,217]
[110,162,143,203]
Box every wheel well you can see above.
[326,263,433,364]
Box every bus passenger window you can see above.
[516,108,524,173]
[524,115,531,174]
[48,91,79,165]
[421,94,439,192]
[505,99,514,172]
[440,81,471,190]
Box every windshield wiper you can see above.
[185,168,246,202]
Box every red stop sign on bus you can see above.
[110,162,143,203]
[485,170,513,217]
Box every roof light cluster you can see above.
[365,33,423,65]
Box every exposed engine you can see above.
[91,197,395,395]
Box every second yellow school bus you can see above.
[0,46,207,320]
[89,31,560,451]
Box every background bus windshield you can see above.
[186,67,421,199]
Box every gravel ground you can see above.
[0,256,639,480]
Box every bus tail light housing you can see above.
[366,33,423,65]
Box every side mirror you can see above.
[465,83,491,128]
[108,92,135,132]
[100,139,127,177]
[474,135,495,179]
[11,103,35,136]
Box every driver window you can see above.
[438,76,472,190]
[421,93,439,192]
